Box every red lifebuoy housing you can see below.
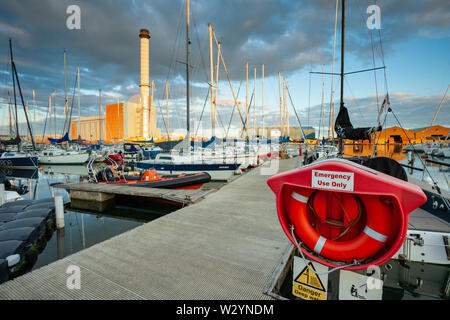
[288,189,392,262]
[268,158,427,270]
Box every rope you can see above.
[194,87,210,137]
[389,108,450,211]
[329,0,339,138]
[225,65,245,137]
[307,191,363,242]
[290,225,360,275]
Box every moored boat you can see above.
[94,168,211,190]
[137,153,241,181]
[0,152,38,169]
[38,146,89,165]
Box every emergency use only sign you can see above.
[292,257,328,300]
[311,170,354,192]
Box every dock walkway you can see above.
[0,159,297,299]
[0,157,447,299]
[55,182,216,206]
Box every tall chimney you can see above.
[139,29,150,138]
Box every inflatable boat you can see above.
[94,168,211,190]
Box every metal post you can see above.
[0,184,5,206]
[55,195,65,229]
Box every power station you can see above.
[71,28,160,143]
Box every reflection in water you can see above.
[343,143,449,191]
[343,143,407,161]
[0,164,173,272]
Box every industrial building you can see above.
[70,28,160,143]
[414,125,449,142]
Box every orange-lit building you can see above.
[373,126,416,144]
[104,103,124,143]
[414,125,449,142]
[71,103,124,143]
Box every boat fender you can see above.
[6,254,20,267]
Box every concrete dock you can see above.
[55,182,217,206]
[0,158,297,299]
[0,157,448,299]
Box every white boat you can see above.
[38,146,89,165]
[137,152,241,181]
[5,190,23,202]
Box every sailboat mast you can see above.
[186,0,190,143]
[99,89,102,142]
[245,61,249,137]
[9,39,19,150]
[64,50,69,133]
[209,23,214,138]
[78,67,81,139]
[53,90,56,141]
[253,64,256,134]
[338,0,346,154]
[262,64,264,134]
[166,81,170,140]
[7,92,12,137]
[278,72,283,138]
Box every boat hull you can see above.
[38,153,89,165]
[98,172,211,189]
[0,156,38,169]
[136,162,240,181]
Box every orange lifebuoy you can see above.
[288,188,392,262]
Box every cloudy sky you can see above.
[0,0,449,138]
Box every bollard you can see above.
[0,183,5,206]
[55,195,65,229]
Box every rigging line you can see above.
[158,2,185,133]
[226,66,245,138]
[370,0,389,95]
[344,77,366,122]
[12,62,36,150]
[285,80,307,141]
[329,0,339,138]
[163,0,185,89]
[389,108,450,211]
[191,9,209,83]
[245,90,255,131]
[307,72,311,128]
[215,102,227,137]
[423,85,449,141]
[367,0,380,129]
[375,110,388,146]
[213,35,248,138]
[66,68,78,136]
[318,65,325,140]
[194,87,210,137]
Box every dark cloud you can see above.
[0,0,448,134]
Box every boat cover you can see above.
[334,106,382,141]
[0,198,55,284]
[48,132,69,144]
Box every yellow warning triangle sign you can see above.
[294,262,326,292]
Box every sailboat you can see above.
[0,39,38,169]
[137,0,241,181]
[38,56,89,165]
